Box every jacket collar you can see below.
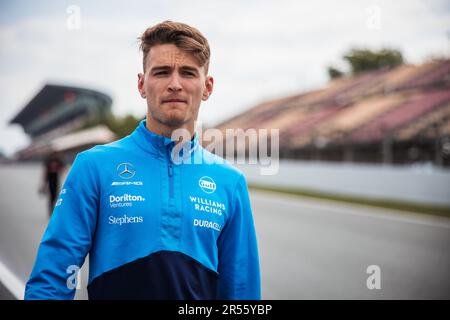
[131,119,199,158]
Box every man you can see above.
[25,21,261,300]
[39,152,65,217]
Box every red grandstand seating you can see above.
[350,90,450,143]
[282,105,345,147]
[394,60,450,91]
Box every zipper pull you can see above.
[168,162,173,177]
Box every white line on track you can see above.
[0,260,25,300]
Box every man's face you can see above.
[138,43,213,129]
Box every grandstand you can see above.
[10,84,115,161]
[215,58,450,166]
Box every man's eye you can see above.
[154,71,168,76]
[183,71,195,77]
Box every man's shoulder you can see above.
[76,135,134,162]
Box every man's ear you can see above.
[202,76,214,101]
[137,73,146,98]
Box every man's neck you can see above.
[145,116,195,142]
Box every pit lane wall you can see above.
[235,160,450,207]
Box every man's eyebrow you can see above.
[150,65,200,73]
[150,65,171,72]
[180,66,199,73]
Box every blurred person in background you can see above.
[25,20,260,300]
[39,152,65,217]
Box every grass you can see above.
[248,184,450,219]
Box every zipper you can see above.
[167,150,174,199]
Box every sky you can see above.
[0,0,449,156]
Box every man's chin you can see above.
[161,115,188,127]
[149,108,190,127]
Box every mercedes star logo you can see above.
[117,162,136,179]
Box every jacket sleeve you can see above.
[24,151,99,300]
[216,173,261,299]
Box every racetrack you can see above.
[252,190,450,299]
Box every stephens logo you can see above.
[199,176,216,194]
[117,163,135,180]
[108,214,144,226]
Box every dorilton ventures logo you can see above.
[109,193,146,208]
[199,176,216,194]
[117,162,135,179]
[109,194,146,203]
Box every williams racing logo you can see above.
[199,176,216,194]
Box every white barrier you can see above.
[236,160,450,207]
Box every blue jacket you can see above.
[25,120,260,300]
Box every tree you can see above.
[327,66,344,79]
[105,113,142,138]
[343,48,403,75]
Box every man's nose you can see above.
[168,73,182,92]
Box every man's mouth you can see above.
[162,99,187,104]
